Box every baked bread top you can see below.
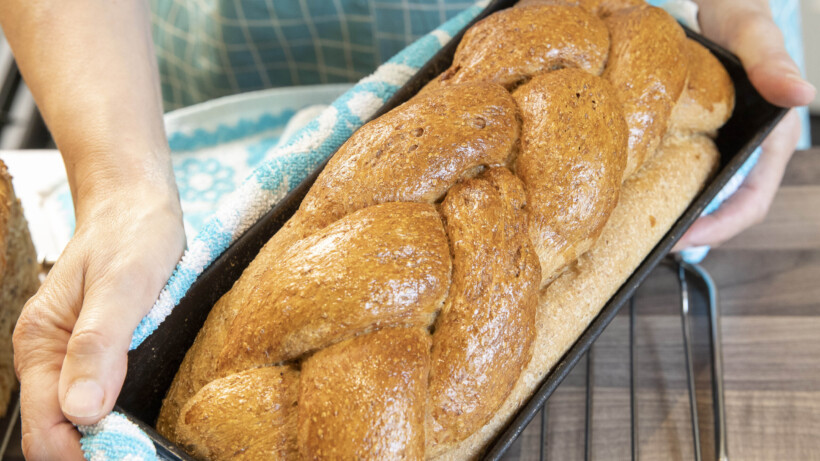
[513,69,628,284]
[428,167,540,453]
[603,4,689,175]
[432,5,610,88]
[299,327,431,460]
[175,365,300,460]
[670,39,736,135]
[297,82,519,235]
[158,2,736,459]
[216,202,451,375]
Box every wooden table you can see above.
[502,149,820,461]
[0,151,817,460]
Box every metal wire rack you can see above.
[522,257,728,461]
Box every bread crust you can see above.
[217,202,451,373]
[427,168,540,454]
[158,202,452,438]
[296,81,520,236]
[432,134,720,460]
[259,81,521,276]
[517,0,644,16]
[299,327,431,460]
[0,161,39,416]
[513,69,628,285]
[603,4,689,176]
[157,3,735,458]
[429,4,610,89]
[669,39,736,136]
[176,366,299,460]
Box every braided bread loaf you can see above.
[157,1,734,459]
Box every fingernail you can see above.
[64,380,105,418]
[794,76,817,96]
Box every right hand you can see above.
[676,0,815,249]
[13,178,185,460]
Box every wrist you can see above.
[70,148,182,228]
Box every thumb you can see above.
[57,269,158,426]
[721,9,815,107]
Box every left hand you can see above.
[675,0,815,250]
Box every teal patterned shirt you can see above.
[150,0,475,110]
[150,0,809,147]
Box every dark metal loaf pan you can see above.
[115,1,787,459]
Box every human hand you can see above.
[13,180,185,460]
[0,0,183,458]
[675,0,816,250]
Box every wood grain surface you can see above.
[502,149,820,461]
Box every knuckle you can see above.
[13,300,60,379]
[726,11,767,48]
[784,112,802,144]
[21,432,42,461]
[13,298,52,352]
[66,326,117,358]
[750,199,770,225]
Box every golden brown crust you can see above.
[296,81,520,237]
[603,4,688,176]
[258,81,520,271]
[0,161,39,417]
[433,134,720,460]
[175,366,299,460]
[216,202,451,374]
[429,5,610,89]
[669,39,735,136]
[298,327,431,460]
[427,168,540,454]
[158,285,241,439]
[512,69,628,285]
[159,202,451,440]
[159,4,736,458]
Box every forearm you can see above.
[0,0,174,222]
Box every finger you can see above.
[57,258,163,426]
[19,364,85,461]
[674,181,771,248]
[676,110,801,248]
[718,8,815,107]
[14,251,85,460]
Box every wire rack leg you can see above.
[630,297,639,461]
[585,348,594,461]
[0,392,19,458]
[682,262,729,461]
[539,403,548,461]
[678,263,703,461]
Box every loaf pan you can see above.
[115,1,787,458]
